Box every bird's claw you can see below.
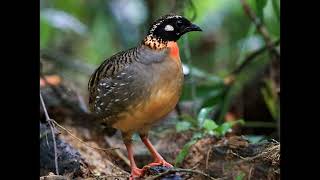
[142,159,173,169]
[129,167,144,180]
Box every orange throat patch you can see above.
[142,35,180,60]
[167,41,180,59]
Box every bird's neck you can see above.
[142,34,180,59]
[142,34,169,50]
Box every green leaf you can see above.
[256,0,268,23]
[176,121,192,132]
[215,122,232,136]
[197,106,215,128]
[272,0,280,21]
[235,172,246,180]
[175,139,198,167]
[203,119,218,131]
[175,132,203,167]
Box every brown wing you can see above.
[88,47,137,109]
[88,46,151,126]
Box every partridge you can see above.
[88,14,202,179]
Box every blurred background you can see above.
[40,0,280,147]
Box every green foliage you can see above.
[255,0,268,23]
[175,135,199,166]
[175,106,245,166]
[235,171,246,180]
[197,106,215,126]
[261,79,279,120]
[271,0,280,21]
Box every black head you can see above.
[148,14,202,42]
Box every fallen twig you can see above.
[104,137,130,167]
[205,147,212,170]
[40,92,60,175]
[51,120,119,152]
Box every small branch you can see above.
[145,168,224,180]
[104,138,130,167]
[40,92,59,175]
[227,39,280,82]
[51,120,119,152]
[205,147,213,170]
[240,0,280,59]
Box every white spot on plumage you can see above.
[164,24,174,31]
[149,15,182,33]
[115,99,120,102]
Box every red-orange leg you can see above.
[140,135,173,168]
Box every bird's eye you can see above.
[176,20,183,27]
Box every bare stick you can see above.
[40,92,59,175]
[51,120,119,152]
[227,39,280,84]
[205,147,212,170]
[145,168,224,180]
[240,0,280,59]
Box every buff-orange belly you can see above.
[112,82,182,133]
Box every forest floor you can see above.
[40,79,279,180]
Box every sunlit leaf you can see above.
[215,122,232,136]
[197,106,215,127]
[203,119,219,131]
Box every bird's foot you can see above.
[143,159,173,169]
[129,167,144,180]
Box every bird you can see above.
[88,14,202,179]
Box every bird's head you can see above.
[143,14,202,49]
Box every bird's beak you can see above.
[184,23,202,33]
